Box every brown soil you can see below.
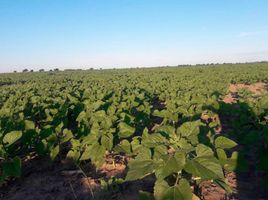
[0,157,94,200]
[0,153,155,200]
[199,181,226,200]
[223,82,268,103]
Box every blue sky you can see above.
[0,0,268,72]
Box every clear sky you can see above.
[0,0,268,72]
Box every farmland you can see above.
[0,63,268,200]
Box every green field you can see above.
[1,63,268,199]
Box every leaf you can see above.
[118,122,135,138]
[162,179,192,200]
[66,150,80,162]
[214,179,233,194]
[3,131,23,146]
[154,180,169,200]
[101,132,113,150]
[67,93,78,104]
[215,136,237,149]
[76,111,86,123]
[155,125,175,136]
[55,122,64,134]
[176,138,193,150]
[125,159,155,181]
[131,136,142,153]
[184,157,224,180]
[50,145,60,160]
[114,139,131,154]
[24,120,35,130]
[217,149,238,171]
[81,133,98,146]
[142,133,167,148]
[155,152,186,180]
[154,145,167,159]
[177,120,200,138]
[93,110,106,121]
[135,147,152,160]
[40,128,53,139]
[3,157,21,177]
[62,129,73,143]
[177,120,200,145]
[196,144,214,157]
[80,142,106,168]
[216,148,227,161]
[153,109,169,118]
[80,146,91,161]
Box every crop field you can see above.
[0,63,268,200]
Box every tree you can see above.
[39,69,45,72]
[54,68,59,72]
[22,69,28,73]
[30,69,34,72]
[13,70,17,73]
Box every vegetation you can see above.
[0,62,268,199]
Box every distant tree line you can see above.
[11,61,268,73]
[18,68,61,73]
[13,67,107,73]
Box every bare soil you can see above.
[223,82,268,103]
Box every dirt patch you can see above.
[0,153,154,200]
[223,82,268,103]
[99,153,127,178]
[229,82,267,95]
[199,180,226,200]
[0,157,94,200]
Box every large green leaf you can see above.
[142,133,167,148]
[50,145,60,160]
[154,180,169,200]
[131,136,142,153]
[215,136,237,149]
[125,159,155,181]
[62,129,73,143]
[196,144,214,157]
[80,142,106,168]
[76,111,86,123]
[66,149,80,162]
[217,149,238,171]
[154,179,192,200]
[24,120,35,130]
[3,131,23,146]
[153,145,167,159]
[155,152,186,180]
[184,156,224,180]
[101,132,113,150]
[177,120,200,145]
[114,139,131,154]
[155,125,176,136]
[118,122,135,138]
[177,120,200,138]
